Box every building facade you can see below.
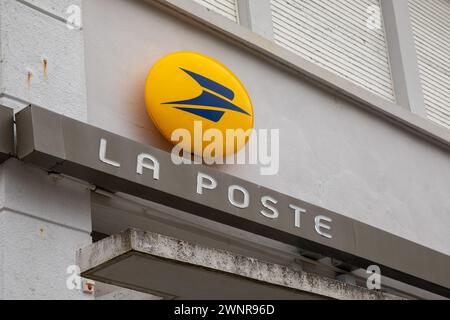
[0,0,449,300]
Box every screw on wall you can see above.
[43,58,48,79]
[27,70,33,88]
[38,227,47,239]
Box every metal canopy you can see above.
[0,106,14,163]
[15,106,450,297]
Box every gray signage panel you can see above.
[16,106,450,297]
[0,106,14,163]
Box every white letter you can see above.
[260,196,279,219]
[66,265,81,290]
[197,173,217,195]
[203,128,224,165]
[289,204,307,228]
[315,215,332,239]
[225,128,253,165]
[367,4,381,30]
[171,128,192,165]
[259,129,280,176]
[366,265,381,290]
[194,121,203,164]
[228,185,250,209]
[99,138,121,168]
[248,130,258,165]
[137,153,160,180]
[66,5,82,30]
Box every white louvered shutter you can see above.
[271,0,395,101]
[193,0,239,22]
[409,0,450,130]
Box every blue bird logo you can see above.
[162,68,251,123]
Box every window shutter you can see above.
[193,0,239,22]
[271,0,395,101]
[409,0,450,130]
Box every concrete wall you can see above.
[83,0,450,256]
[0,160,92,299]
[0,0,91,299]
[0,0,87,119]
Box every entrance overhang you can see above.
[77,229,399,300]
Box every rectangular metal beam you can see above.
[15,106,450,297]
[0,105,14,163]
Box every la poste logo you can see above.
[145,52,254,158]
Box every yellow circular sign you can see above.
[145,52,254,158]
